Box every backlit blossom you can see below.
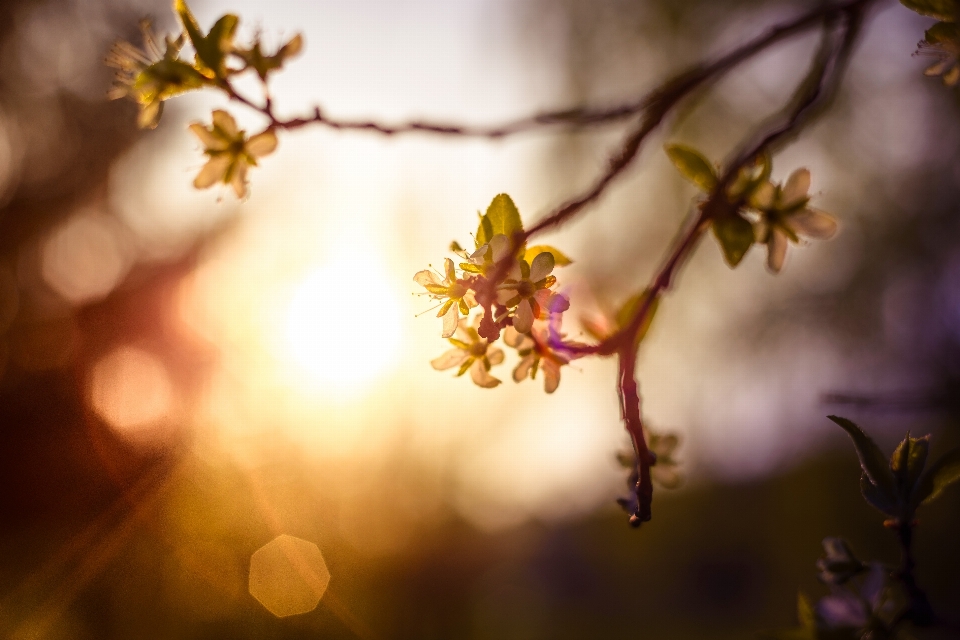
[414,258,478,338]
[917,24,960,87]
[189,110,278,198]
[753,168,838,273]
[648,432,682,489]
[106,20,205,129]
[430,317,503,388]
[504,322,582,394]
[496,252,567,333]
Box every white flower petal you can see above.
[246,130,278,157]
[503,326,531,349]
[441,304,459,338]
[781,168,810,207]
[529,251,555,282]
[211,109,239,138]
[442,258,456,282]
[486,347,504,366]
[230,161,248,198]
[542,360,561,394]
[189,123,228,150]
[789,208,837,240]
[766,229,788,273]
[513,299,534,333]
[488,234,510,261]
[749,181,775,209]
[513,354,535,382]
[414,270,441,287]
[925,59,951,77]
[193,154,231,189]
[431,348,469,371]
[470,360,500,388]
[137,99,162,129]
[497,288,518,306]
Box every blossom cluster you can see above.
[665,145,837,273]
[415,194,583,392]
[106,0,299,197]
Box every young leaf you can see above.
[475,211,494,248]
[914,447,960,506]
[486,193,524,238]
[861,474,897,517]
[890,434,929,495]
[174,0,237,78]
[665,144,717,192]
[926,21,960,44]
[827,416,899,509]
[900,0,960,21]
[174,0,205,53]
[525,245,572,267]
[712,213,754,267]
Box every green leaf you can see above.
[174,0,205,53]
[665,144,718,192]
[615,289,660,348]
[891,434,930,497]
[173,0,237,78]
[900,0,959,21]
[861,474,898,517]
[486,194,523,237]
[524,245,572,267]
[828,416,900,511]
[914,447,960,505]
[475,211,494,248]
[712,213,755,267]
[926,21,960,44]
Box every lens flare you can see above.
[281,260,402,397]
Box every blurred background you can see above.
[0,0,958,637]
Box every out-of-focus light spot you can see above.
[42,210,129,304]
[249,534,330,617]
[281,260,401,396]
[89,346,175,446]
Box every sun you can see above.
[281,260,402,397]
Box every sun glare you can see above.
[281,260,402,397]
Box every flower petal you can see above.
[945,64,960,87]
[749,180,775,209]
[469,360,501,388]
[789,208,837,240]
[193,154,231,189]
[211,109,239,139]
[503,326,521,349]
[137,98,163,129]
[542,360,561,393]
[781,168,810,208]
[766,228,788,274]
[246,129,278,157]
[496,288,518,306]
[486,347,504,366]
[652,466,682,489]
[430,349,470,371]
[431,348,468,371]
[189,123,228,150]
[441,303,458,338]
[443,258,456,282]
[513,299,534,333]
[925,59,951,77]
[529,251,555,282]
[488,234,510,262]
[513,354,535,381]
[414,270,441,287]
[230,161,249,198]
